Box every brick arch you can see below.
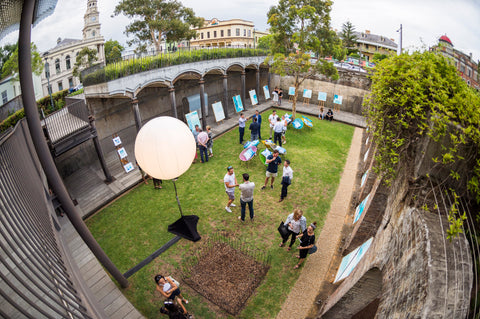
[322,267,383,319]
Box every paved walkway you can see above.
[276,126,364,319]
[61,99,365,319]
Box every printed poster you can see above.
[112,136,122,146]
[288,87,295,96]
[211,101,225,122]
[354,193,371,223]
[185,111,201,132]
[117,147,128,159]
[333,94,343,105]
[232,95,244,112]
[334,238,373,283]
[318,92,327,101]
[123,162,134,173]
[249,89,258,106]
[263,85,270,100]
[303,89,312,99]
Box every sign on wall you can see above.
[334,238,373,283]
[303,89,312,99]
[354,193,371,223]
[288,87,295,96]
[263,85,270,100]
[249,89,258,105]
[318,92,327,101]
[185,111,201,132]
[333,94,343,104]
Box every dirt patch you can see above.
[183,242,269,315]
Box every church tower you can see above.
[82,0,101,40]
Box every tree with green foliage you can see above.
[0,43,18,72]
[1,43,43,80]
[267,0,344,118]
[72,47,98,78]
[113,0,203,53]
[105,39,125,64]
[341,20,358,55]
[257,34,274,51]
[364,51,480,238]
[372,53,389,63]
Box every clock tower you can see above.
[82,0,101,40]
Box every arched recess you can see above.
[322,267,383,319]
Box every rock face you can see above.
[319,134,473,319]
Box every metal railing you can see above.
[82,47,268,87]
[0,120,92,318]
[43,99,90,145]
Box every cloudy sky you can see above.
[2,0,479,61]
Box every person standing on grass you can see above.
[238,113,246,144]
[238,173,255,222]
[273,116,284,147]
[280,209,307,250]
[281,115,288,145]
[252,110,262,139]
[224,166,238,213]
[279,160,293,202]
[268,110,277,139]
[261,149,281,190]
[206,125,214,157]
[197,128,209,163]
[249,117,260,141]
[155,275,188,304]
[294,222,317,269]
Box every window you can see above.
[248,30,251,37]
[58,81,63,91]
[214,31,217,38]
[236,28,240,36]
[92,30,95,37]
[45,62,50,78]
[228,29,231,37]
[91,16,96,21]
[47,85,52,95]
[206,31,209,38]
[68,77,74,88]
[467,67,472,77]
[1,91,7,104]
[201,32,204,39]
[55,58,60,74]
[65,55,71,70]
[365,44,369,49]
[244,29,246,36]
[221,30,224,37]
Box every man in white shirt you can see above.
[279,160,293,202]
[268,110,277,139]
[238,113,246,144]
[273,116,284,147]
[238,173,255,221]
[197,128,209,163]
[224,166,238,212]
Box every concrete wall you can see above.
[319,133,473,319]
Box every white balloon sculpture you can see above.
[134,116,196,180]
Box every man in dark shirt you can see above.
[261,150,282,190]
[252,110,262,139]
[325,109,334,121]
[249,117,260,141]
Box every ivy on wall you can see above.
[364,51,480,238]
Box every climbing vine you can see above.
[364,51,480,238]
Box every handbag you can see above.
[277,221,290,240]
[308,245,317,254]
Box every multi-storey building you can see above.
[352,30,397,62]
[41,0,105,96]
[190,18,267,48]
[431,35,479,90]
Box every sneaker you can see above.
[261,186,266,190]
[225,206,232,213]
[230,203,236,207]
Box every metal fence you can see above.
[0,120,92,319]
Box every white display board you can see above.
[211,101,225,122]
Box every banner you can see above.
[318,92,327,101]
[263,85,270,100]
[303,89,312,99]
[185,111,201,132]
[249,89,258,105]
[232,95,243,112]
[333,94,343,104]
[334,238,373,283]
[211,101,225,122]
[288,87,295,96]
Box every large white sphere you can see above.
[135,116,196,180]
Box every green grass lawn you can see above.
[86,110,354,318]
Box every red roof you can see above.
[439,35,453,45]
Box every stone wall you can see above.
[319,132,473,318]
